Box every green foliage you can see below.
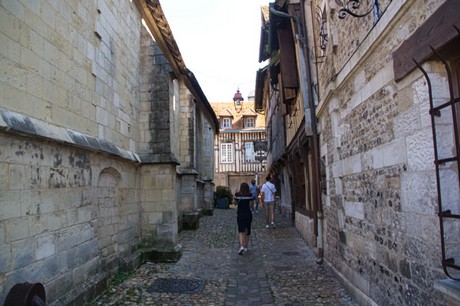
[214,186,233,205]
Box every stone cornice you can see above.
[0,108,141,163]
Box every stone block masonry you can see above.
[314,0,456,305]
[0,0,164,302]
[0,0,141,151]
[0,0,218,304]
[0,132,142,305]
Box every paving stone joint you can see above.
[90,207,357,305]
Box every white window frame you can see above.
[220,142,234,163]
[244,141,256,163]
[245,117,255,128]
[222,118,231,129]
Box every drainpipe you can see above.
[300,0,324,263]
[270,1,324,262]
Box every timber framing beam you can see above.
[133,0,186,77]
[393,0,460,81]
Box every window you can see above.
[245,117,255,128]
[222,118,231,129]
[244,142,255,162]
[220,143,233,163]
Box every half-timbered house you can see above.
[211,98,267,196]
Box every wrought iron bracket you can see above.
[335,0,382,24]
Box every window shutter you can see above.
[277,28,299,89]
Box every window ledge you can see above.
[434,279,460,305]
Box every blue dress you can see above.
[234,194,253,234]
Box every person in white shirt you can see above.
[260,175,277,228]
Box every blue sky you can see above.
[160,0,269,102]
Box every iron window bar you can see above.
[414,46,460,280]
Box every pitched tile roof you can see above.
[210,101,266,130]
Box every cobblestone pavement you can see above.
[90,206,357,306]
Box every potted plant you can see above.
[214,186,233,209]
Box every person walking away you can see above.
[249,179,259,213]
[234,182,254,255]
[260,175,277,229]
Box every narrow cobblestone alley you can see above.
[90,207,357,306]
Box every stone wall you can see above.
[0,0,142,151]
[313,0,454,305]
[178,85,194,167]
[0,1,145,303]
[138,28,177,161]
[0,132,141,305]
[140,164,178,244]
[0,0,191,304]
[175,76,216,221]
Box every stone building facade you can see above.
[257,0,459,305]
[0,0,218,304]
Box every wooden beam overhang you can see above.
[393,0,460,81]
[134,0,185,77]
[255,67,268,113]
[259,6,270,63]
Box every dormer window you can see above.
[244,117,255,128]
[222,117,231,129]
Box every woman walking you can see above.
[234,182,253,255]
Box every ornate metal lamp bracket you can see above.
[335,0,382,24]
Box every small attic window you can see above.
[222,117,231,129]
[244,117,255,128]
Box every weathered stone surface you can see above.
[182,212,200,230]
[314,0,457,305]
[142,242,182,263]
